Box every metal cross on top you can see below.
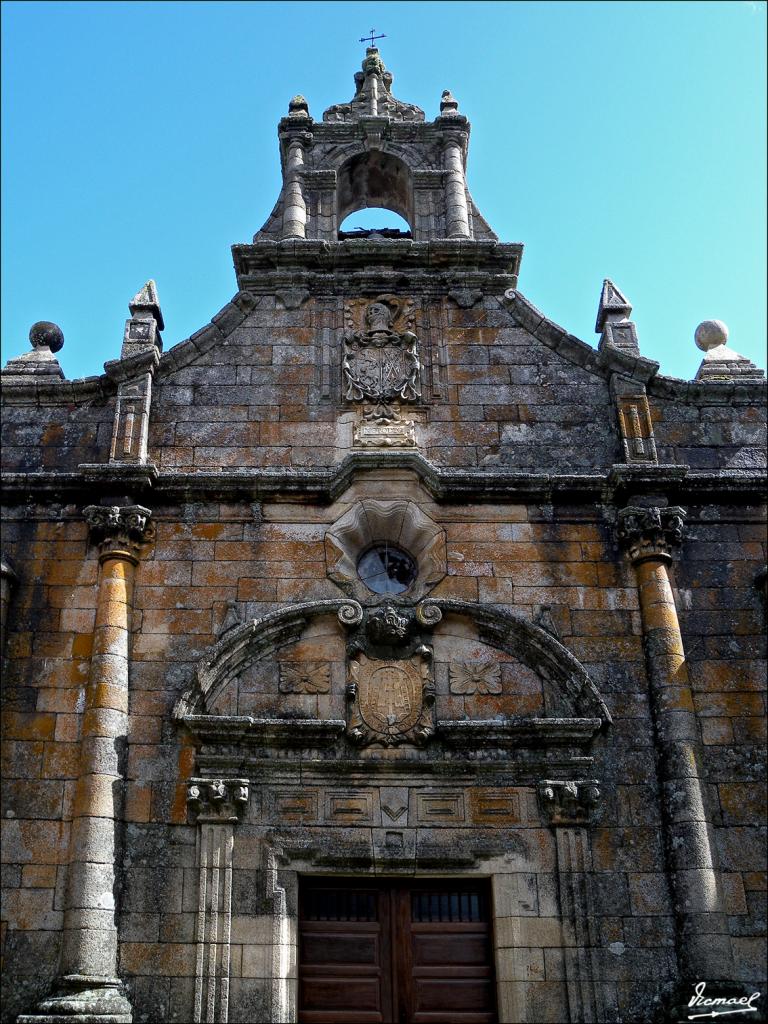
[360,28,386,47]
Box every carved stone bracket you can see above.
[83,503,153,564]
[537,779,601,826]
[186,777,250,823]
[616,505,686,565]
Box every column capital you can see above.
[83,503,153,564]
[538,779,601,826]
[186,777,250,823]
[616,504,686,564]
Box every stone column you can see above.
[538,780,607,1024]
[1,553,18,654]
[20,504,152,1024]
[186,778,250,1024]
[442,133,471,239]
[617,506,735,992]
[281,138,307,239]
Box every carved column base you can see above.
[17,975,132,1024]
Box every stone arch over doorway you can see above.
[174,599,611,1022]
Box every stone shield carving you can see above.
[346,650,435,747]
[342,300,421,405]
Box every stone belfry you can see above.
[1,44,766,1024]
[256,44,498,243]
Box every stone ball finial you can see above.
[29,321,64,353]
[695,319,729,352]
[440,89,459,114]
[288,94,310,117]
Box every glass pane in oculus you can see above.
[357,544,417,595]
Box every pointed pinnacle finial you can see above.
[595,278,632,334]
[129,280,164,331]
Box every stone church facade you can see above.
[1,47,766,1024]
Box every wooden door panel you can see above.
[298,878,497,1024]
[413,978,496,1011]
[301,930,382,966]
[411,931,490,966]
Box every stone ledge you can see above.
[2,460,765,504]
[438,718,604,748]
[181,715,346,748]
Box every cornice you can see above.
[2,458,766,507]
[232,238,522,288]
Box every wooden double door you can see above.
[298,877,498,1024]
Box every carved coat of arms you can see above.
[342,300,421,407]
[346,650,434,747]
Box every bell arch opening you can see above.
[336,151,414,235]
[338,208,412,238]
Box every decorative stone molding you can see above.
[609,374,658,465]
[449,661,502,695]
[616,505,686,564]
[537,779,601,826]
[448,287,482,308]
[440,718,603,750]
[324,498,446,604]
[174,599,363,717]
[83,503,153,563]
[186,777,249,822]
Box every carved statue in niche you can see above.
[343,298,420,447]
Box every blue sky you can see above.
[2,0,766,381]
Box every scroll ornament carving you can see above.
[279,662,331,694]
[616,505,686,564]
[186,777,250,821]
[537,780,601,826]
[83,504,153,562]
[449,662,502,695]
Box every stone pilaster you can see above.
[539,781,608,1024]
[105,283,163,466]
[187,779,250,1024]
[609,375,658,465]
[617,506,736,1001]
[19,505,152,1024]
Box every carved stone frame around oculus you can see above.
[324,498,446,604]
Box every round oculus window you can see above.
[357,544,417,595]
